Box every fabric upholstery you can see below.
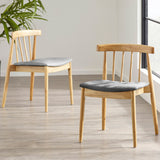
[14,57,72,67]
[80,80,149,92]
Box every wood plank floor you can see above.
[0,75,160,160]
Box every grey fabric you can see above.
[14,57,72,67]
[80,80,149,92]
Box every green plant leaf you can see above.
[0,0,47,43]
[2,21,9,43]
[5,17,19,30]
[38,0,45,11]
[3,4,12,15]
[33,16,47,21]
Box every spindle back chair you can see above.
[79,44,158,148]
[2,30,74,112]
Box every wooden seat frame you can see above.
[79,44,159,148]
[2,30,74,112]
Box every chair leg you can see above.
[44,67,48,113]
[68,63,74,105]
[102,98,106,130]
[2,69,10,108]
[150,89,159,135]
[131,91,137,148]
[79,88,85,143]
[30,72,34,101]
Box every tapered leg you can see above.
[45,67,48,113]
[150,89,159,135]
[79,88,85,143]
[102,98,106,130]
[68,63,74,105]
[2,69,10,108]
[131,91,137,148]
[30,72,34,101]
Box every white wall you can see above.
[0,0,117,76]
[116,0,140,81]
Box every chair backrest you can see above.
[97,44,154,84]
[7,30,41,66]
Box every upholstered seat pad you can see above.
[14,57,72,67]
[80,80,149,92]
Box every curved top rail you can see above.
[12,30,41,39]
[97,44,154,54]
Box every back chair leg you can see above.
[131,91,137,148]
[2,69,10,108]
[150,89,159,135]
[44,67,48,113]
[79,88,85,143]
[68,63,74,105]
[30,72,35,101]
[102,98,106,130]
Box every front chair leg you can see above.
[79,88,85,143]
[131,91,137,148]
[68,63,74,105]
[30,72,35,101]
[44,67,48,113]
[102,98,106,130]
[2,69,11,108]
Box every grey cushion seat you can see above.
[80,80,149,92]
[14,57,72,67]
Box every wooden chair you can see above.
[2,30,74,112]
[79,44,159,148]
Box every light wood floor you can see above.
[0,75,160,160]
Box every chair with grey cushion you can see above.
[2,30,74,112]
[79,44,159,148]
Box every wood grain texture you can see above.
[85,88,132,99]
[48,63,70,73]
[120,51,125,82]
[131,91,137,148]
[28,36,32,60]
[18,37,24,62]
[15,39,19,62]
[79,88,85,142]
[102,98,106,130]
[97,44,154,53]
[112,51,116,81]
[103,51,107,80]
[2,40,14,108]
[2,69,10,108]
[32,36,36,60]
[12,30,41,39]
[68,63,74,105]
[147,54,159,135]
[129,52,133,82]
[30,72,34,101]
[102,51,107,130]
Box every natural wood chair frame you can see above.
[2,30,74,112]
[79,44,159,148]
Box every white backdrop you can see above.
[0,0,117,76]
